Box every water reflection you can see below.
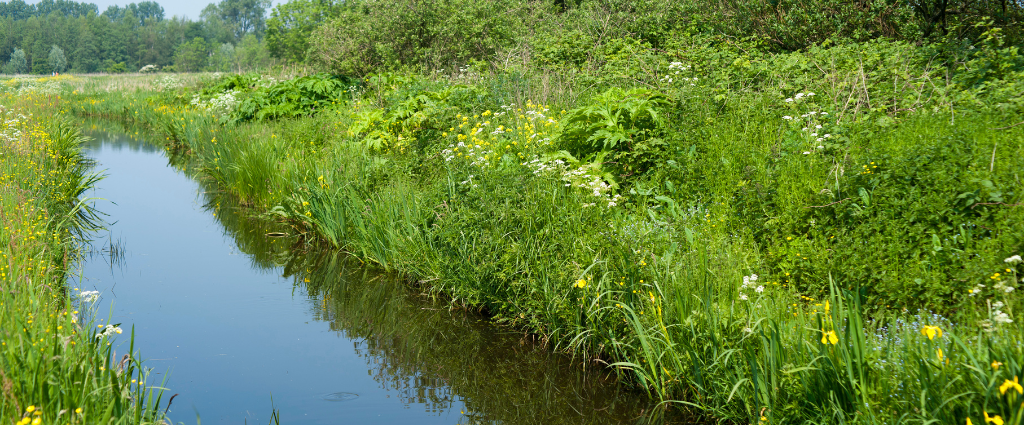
[199,179,684,424]
[78,122,692,424]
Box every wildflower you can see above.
[755,286,764,293]
[999,377,1022,395]
[739,293,749,301]
[821,329,838,345]
[992,360,1003,370]
[575,279,587,288]
[75,408,82,414]
[921,325,943,340]
[782,116,793,120]
[26,406,35,413]
[993,311,1013,324]
[984,411,1004,425]
[79,290,100,302]
[1005,255,1022,265]
[96,325,122,339]
[937,348,944,361]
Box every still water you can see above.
[71,127,679,424]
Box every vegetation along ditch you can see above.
[3,0,1024,423]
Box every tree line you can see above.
[0,0,273,74]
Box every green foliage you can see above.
[308,0,544,75]
[266,0,340,63]
[235,73,355,121]
[71,16,1024,423]
[0,107,168,425]
[558,87,671,184]
[46,45,66,73]
[6,48,26,74]
[173,37,209,73]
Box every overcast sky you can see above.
[29,0,286,21]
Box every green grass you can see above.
[62,32,1024,424]
[0,91,168,425]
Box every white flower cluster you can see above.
[782,93,834,154]
[154,75,182,92]
[994,279,1016,294]
[661,62,697,85]
[738,274,762,301]
[256,75,278,88]
[190,90,241,116]
[0,112,27,144]
[459,174,478,188]
[992,301,1013,324]
[784,92,815,103]
[96,324,123,339]
[78,290,100,303]
[442,140,496,167]
[525,158,622,208]
[138,64,159,73]
[1006,255,1022,265]
[12,79,62,95]
[980,300,1013,331]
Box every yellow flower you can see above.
[75,408,82,414]
[992,360,1003,370]
[984,412,1004,425]
[921,325,943,340]
[31,418,40,425]
[821,330,838,345]
[26,406,35,413]
[967,418,973,425]
[575,279,587,288]
[999,376,1022,395]
[936,348,944,362]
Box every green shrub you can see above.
[235,73,356,121]
[308,0,543,75]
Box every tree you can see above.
[266,0,338,62]
[7,47,27,73]
[47,44,66,72]
[173,36,208,72]
[236,33,269,70]
[205,0,271,41]
[208,42,235,71]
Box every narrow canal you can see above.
[70,126,680,424]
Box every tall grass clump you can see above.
[0,85,169,425]
[66,15,1024,423]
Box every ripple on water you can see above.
[321,392,359,402]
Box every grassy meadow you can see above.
[0,78,168,425]
[9,7,1024,423]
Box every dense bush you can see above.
[308,0,543,75]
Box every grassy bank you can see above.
[66,30,1024,424]
[0,79,168,425]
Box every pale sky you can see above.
[29,0,286,21]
